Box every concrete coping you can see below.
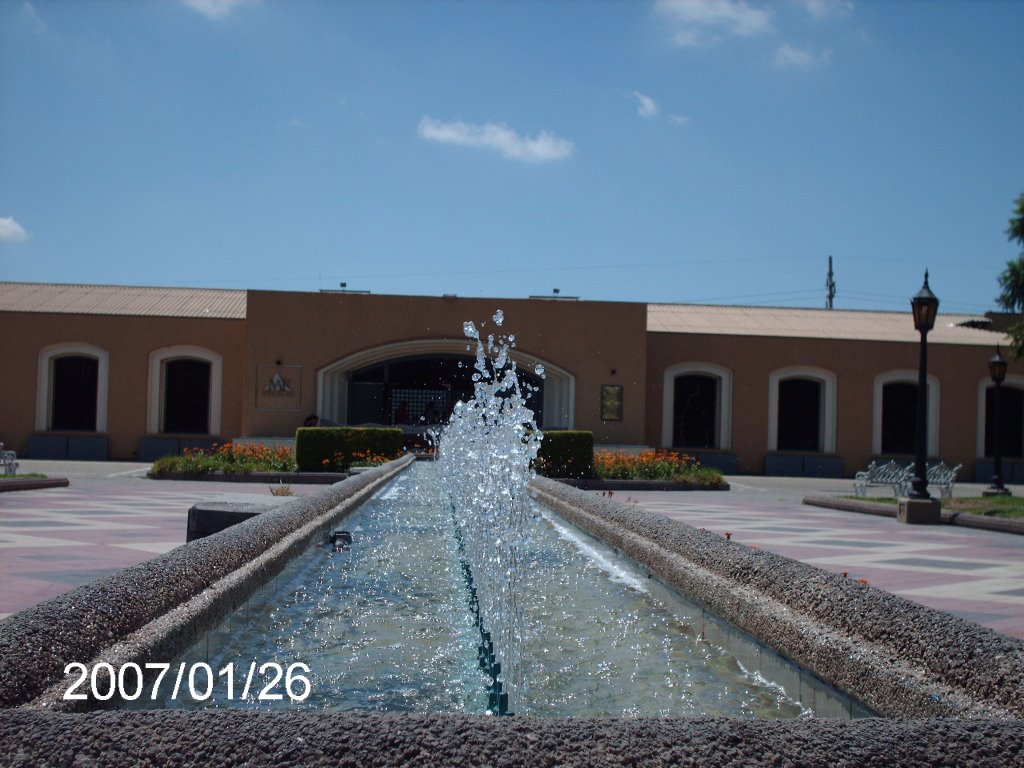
[804,495,1024,536]
[0,478,70,493]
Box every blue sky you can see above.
[1,0,1022,314]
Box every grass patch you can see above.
[843,495,898,505]
[945,495,1024,519]
[0,474,48,481]
[846,494,1024,518]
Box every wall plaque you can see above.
[256,364,302,411]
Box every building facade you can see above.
[2,282,1020,481]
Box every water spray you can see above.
[438,310,543,714]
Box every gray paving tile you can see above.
[806,539,891,548]
[864,557,995,571]
[45,568,120,586]
[950,611,1006,625]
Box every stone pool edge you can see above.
[1,710,1022,767]
[529,477,1024,720]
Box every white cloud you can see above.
[417,117,574,163]
[669,114,691,126]
[634,91,660,119]
[181,0,258,20]
[775,43,832,68]
[793,0,854,20]
[20,2,47,34]
[0,217,28,243]
[655,0,773,46]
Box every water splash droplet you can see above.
[493,309,504,326]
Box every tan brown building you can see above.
[2,282,1020,481]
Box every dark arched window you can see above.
[163,359,211,434]
[673,374,719,448]
[777,378,821,452]
[51,355,99,431]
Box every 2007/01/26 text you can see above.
[63,661,312,703]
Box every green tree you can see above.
[997,193,1024,357]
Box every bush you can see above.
[295,427,404,471]
[535,430,594,478]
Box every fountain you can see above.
[437,310,541,714]
[1,313,1022,764]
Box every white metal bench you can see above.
[853,460,907,496]
[855,459,962,498]
[897,461,962,499]
[1,442,18,476]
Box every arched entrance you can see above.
[36,342,109,433]
[767,366,837,454]
[660,362,733,450]
[317,340,574,430]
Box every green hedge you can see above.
[295,427,404,471]
[536,430,594,479]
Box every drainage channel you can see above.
[138,462,871,718]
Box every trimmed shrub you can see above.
[536,430,594,478]
[295,427,404,471]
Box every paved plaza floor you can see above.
[1,461,1022,640]
[0,460,323,621]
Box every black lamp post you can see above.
[908,271,939,500]
[987,346,1010,496]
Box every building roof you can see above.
[0,282,246,320]
[0,282,1006,346]
[647,303,1007,347]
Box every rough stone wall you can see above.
[1,710,1022,768]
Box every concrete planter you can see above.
[146,470,348,484]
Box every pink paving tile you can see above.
[0,576,99,615]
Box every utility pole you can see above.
[826,255,837,309]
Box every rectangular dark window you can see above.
[163,359,211,434]
[777,378,821,452]
[986,385,1023,458]
[673,374,718,448]
[51,356,98,431]
[881,382,917,454]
